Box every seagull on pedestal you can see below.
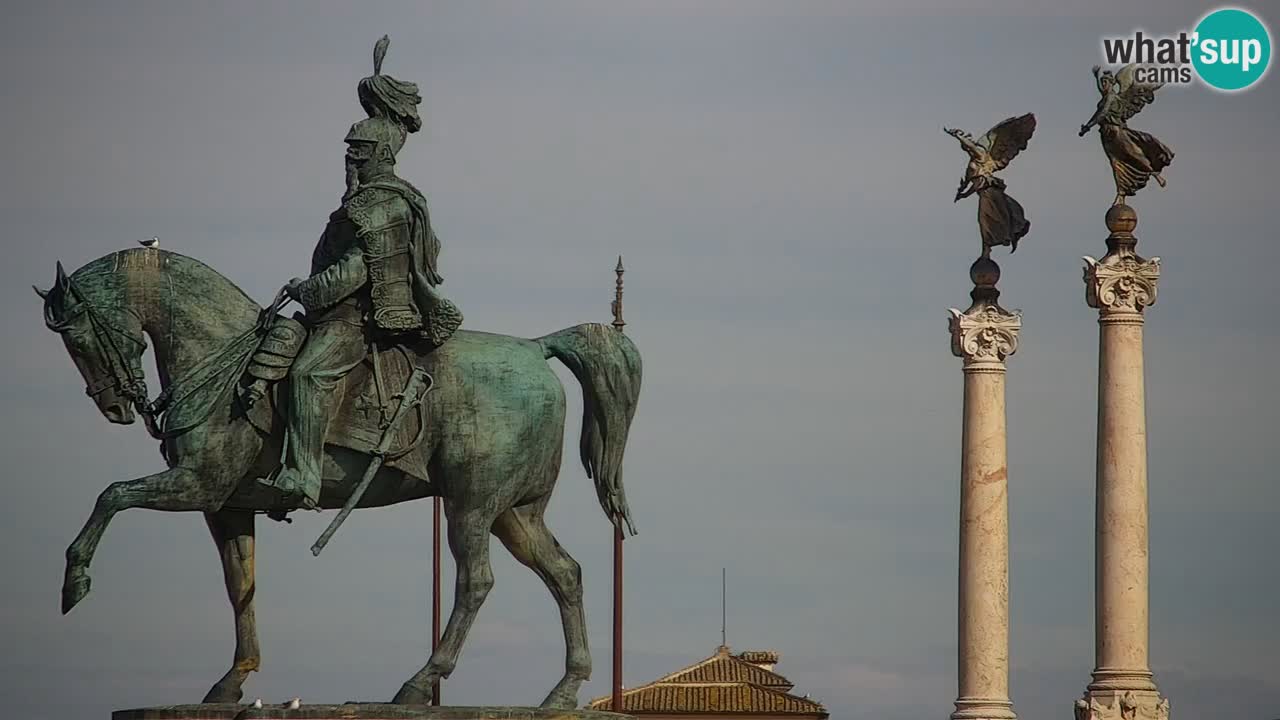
[139,237,159,249]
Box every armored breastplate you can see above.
[348,189,422,332]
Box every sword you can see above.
[311,366,433,556]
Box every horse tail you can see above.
[537,323,642,535]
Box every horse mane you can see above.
[71,247,261,309]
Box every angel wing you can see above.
[1110,64,1161,123]
[980,113,1036,171]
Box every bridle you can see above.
[45,275,165,439]
[46,273,295,443]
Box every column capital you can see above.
[1084,203,1161,320]
[949,302,1021,371]
[1075,691,1169,720]
[1084,254,1161,319]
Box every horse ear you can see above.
[55,261,70,291]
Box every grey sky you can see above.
[2,2,1277,719]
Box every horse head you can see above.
[36,260,149,425]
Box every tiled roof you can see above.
[586,647,827,717]
[588,682,827,716]
[655,651,794,690]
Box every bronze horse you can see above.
[37,247,641,708]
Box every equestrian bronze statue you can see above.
[36,36,642,710]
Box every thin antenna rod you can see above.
[721,567,727,648]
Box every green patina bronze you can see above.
[1079,63,1175,206]
[943,113,1036,258]
[35,36,642,711]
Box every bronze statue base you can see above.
[113,706,634,720]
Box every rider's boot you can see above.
[265,467,320,511]
[261,380,328,511]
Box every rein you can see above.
[47,275,160,436]
[49,276,292,442]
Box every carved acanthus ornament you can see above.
[1084,254,1160,317]
[948,302,1021,369]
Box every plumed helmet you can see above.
[357,36,423,134]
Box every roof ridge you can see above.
[649,651,794,688]
[646,650,725,685]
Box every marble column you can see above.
[948,255,1020,720]
[1074,204,1169,720]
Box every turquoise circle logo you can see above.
[1192,7,1271,91]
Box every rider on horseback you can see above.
[263,38,462,510]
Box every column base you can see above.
[952,697,1016,720]
[1074,689,1169,720]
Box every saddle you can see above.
[241,313,434,483]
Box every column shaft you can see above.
[955,367,1014,720]
[1093,319,1153,684]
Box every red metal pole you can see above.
[610,259,626,714]
[612,520,623,712]
[432,495,442,706]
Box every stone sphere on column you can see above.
[1105,203,1138,234]
[970,256,1001,288]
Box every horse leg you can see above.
[201,508,259,703]
[492,504,591,709]
[63,466,201,613]
[393,510,496,704]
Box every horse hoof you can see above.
[540,680,583,710]
[202,684,244,704]
[61,573,91,615]
[392,681,434,705]
[540,695,579,711]
[202,674,247,704]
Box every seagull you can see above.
[139,237,159,249]
[252,699,263,709]
[283,698,302,710]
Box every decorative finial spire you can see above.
[611,256,626,331]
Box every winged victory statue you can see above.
[1079,63,1174,206]
[944,113,1037,257]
